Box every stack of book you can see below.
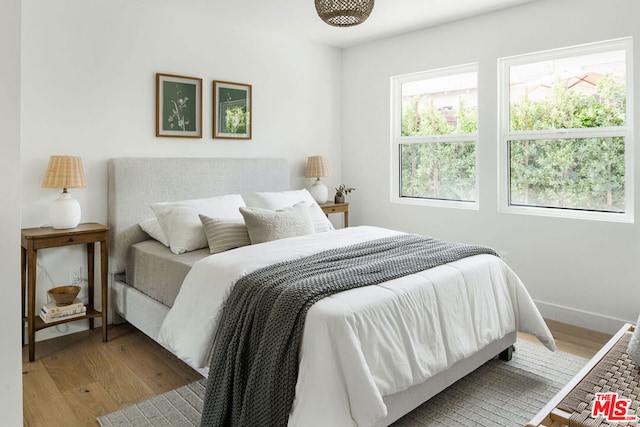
[39,298,86,323]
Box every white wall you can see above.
[342,0,640,333]
[0,0,24,423]
[20,0,342,340]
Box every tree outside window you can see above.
[393,65,478,205]
[501,38,632,220]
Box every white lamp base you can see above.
[308,178,328,204]
[50,192,81,229]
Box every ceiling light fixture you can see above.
[315,0,375,27]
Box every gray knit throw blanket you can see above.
[200,234,498,427]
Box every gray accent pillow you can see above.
[243,189,334,232]
[239,203,314,244]
[199,215,251,254]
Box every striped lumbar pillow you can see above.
[198,215,251,254]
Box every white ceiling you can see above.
[194,0,538,48]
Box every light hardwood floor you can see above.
[22,323,202,427]
[22,320,613,426]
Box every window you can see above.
[499,38,633,222]
[391,64,478,208]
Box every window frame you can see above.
[497,38,634,223]
[390,63,480,209]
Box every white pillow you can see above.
[243,189,334,233]
[628,315,640,366]
[199,215,251,254]
[138,218,170,247]
[151,194,246,254]
[239,203,314,244]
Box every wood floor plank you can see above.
[22,356,82,427]
[104,327,201,394]
[545,319,611,355]
[40,340,102,394]
[124,329,202,382]
[519,319,612,359]
[61,382,119,427]
[30,325,90,357]
[80,338,155,407]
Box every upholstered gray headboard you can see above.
[107,157,289,275]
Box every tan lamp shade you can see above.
[305,155,330,204]
[42,156,87,190]
[305,155,330,179]
[42,156,86,229]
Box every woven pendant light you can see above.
[315,0,375,27]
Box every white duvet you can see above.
[158,226,555,427]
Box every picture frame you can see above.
[213,80,252,139]
[156,73,202,138]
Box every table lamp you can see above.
[42,155,87,229]
[305,155,330,204]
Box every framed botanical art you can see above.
[213,80,252,139]
[156,73,202,138]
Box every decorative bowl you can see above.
[47,285,81,306]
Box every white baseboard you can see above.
[535,299,631,335]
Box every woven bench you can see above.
[528,324,639,427]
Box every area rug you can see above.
[97,339,587,427]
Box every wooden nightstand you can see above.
[21,222,109,362]
[320,202,349,227]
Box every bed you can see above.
[107,157,555,427]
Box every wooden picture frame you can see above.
[156,73,202,138]
[213,80,252,140]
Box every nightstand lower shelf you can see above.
[31,306,103,332]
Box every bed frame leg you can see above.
[499,345,515,361]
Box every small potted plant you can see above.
[334,184,355,204]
